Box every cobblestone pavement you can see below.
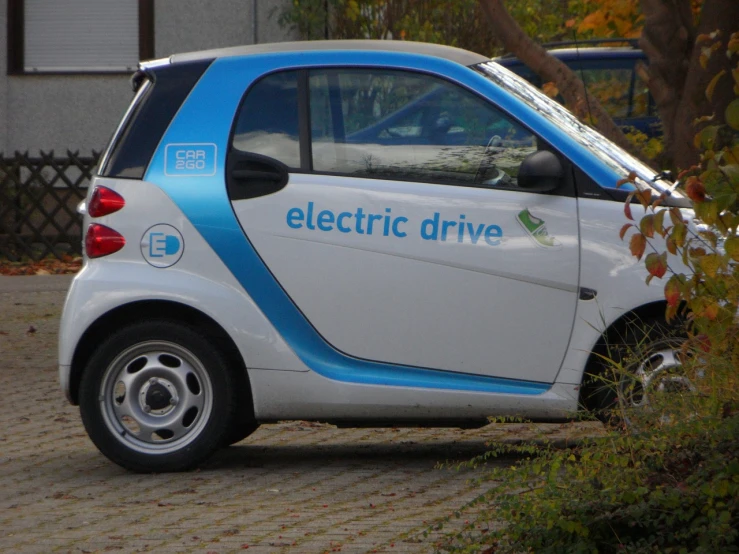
[0,278,605,553]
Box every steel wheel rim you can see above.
[99,341,214,455]
[619,340,695,413]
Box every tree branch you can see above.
[478,0,635,155]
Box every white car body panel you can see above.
[249,368,579,421]
[554,198,687,384]
[58,177,309,402]
[235,173,580,383]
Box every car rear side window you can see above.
[101,60,213,179]
[231,71,301,169]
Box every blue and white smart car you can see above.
[59,40,690,472]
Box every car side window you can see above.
[570,60,651,119]
[309,69,537,188]
[232,71,300,168]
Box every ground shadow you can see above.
[203,438,506,471]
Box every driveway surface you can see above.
[0,276,603,553]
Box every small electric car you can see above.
[59,40,690,472]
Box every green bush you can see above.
[437,414,738,553]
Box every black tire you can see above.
[582,315,689,426]
[79,320,236,472]
[222,415,260,447]
[221,367,259,447]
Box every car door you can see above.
[226,67,580,384]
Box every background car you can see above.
[495,39,661,137]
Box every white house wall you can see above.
[0,0,296,155]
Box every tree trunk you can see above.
[670,0,739,170]
[478,0,634,154]
[638,0,695,170]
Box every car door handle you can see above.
[231,169,283,181]
[226,152,290,200]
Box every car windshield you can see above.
[476,61,684,199]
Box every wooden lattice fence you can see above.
[0,151,101,261]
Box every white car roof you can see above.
[166,40,490,67]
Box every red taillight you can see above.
[88,186,125,217]
[85,224,126,258]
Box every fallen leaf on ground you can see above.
[0,256,82,275]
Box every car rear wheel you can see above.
[79,320,235,472]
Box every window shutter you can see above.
[24,0,139,72]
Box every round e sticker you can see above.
[141,224,184,268]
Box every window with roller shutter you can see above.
[7,0,154,74]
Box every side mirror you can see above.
[517,150,563,193]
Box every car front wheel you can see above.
[79,320,235,472]
[583,316,693,428]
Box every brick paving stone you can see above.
[0,281,606,553]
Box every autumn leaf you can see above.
[671,222,687,248]
[695,126,718,151]
[619,222,633,240]
[665,274,682,306]
[726,98,739,131]
[696,30,721,46]
[706,70,727,102]
[677,166,699,180]
[699,253,722,277]
[728,31,739,55]
[624,196,634,220]
[542,81,559,98]
[629,232,647,260]
[616,171,637,188]
[693,334,712,353]
[695,200,718,226]
[703,231,721,250]
[699,41,722,69]
[703,302,720,320]
[0,258,81,275]
[578,11,607,34]
[694,114,716,125]
[669,207,684,226]
[724,236,739,261]
[666,303,679,321]
[653,209,666,237]
[685,177,706,203]
[645,251,667,279]
[666,236,678,255]
[636,189,652,208]
[640,214,655,238]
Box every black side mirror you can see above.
[517,150,563,192]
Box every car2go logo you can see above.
[164,143,217,177]
[286,201,503,245]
